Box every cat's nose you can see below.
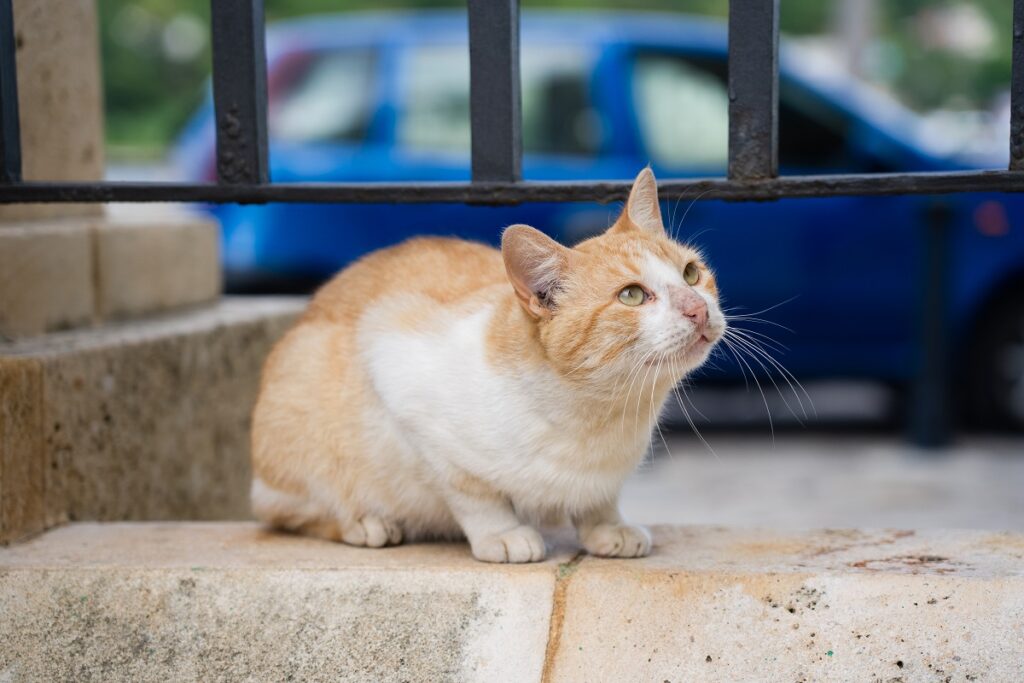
[678,294,707,329]
[684,303,707,328]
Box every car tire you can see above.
[964,295,1024,432]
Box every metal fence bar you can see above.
[728,0,780,180]
[1012,0,1024,170]
[209,0,269,184]
[467,0,522,182]
[4,170,1024,205]
[0,0,21,183]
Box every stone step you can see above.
[0,299,303,543]
[0,212,221,339]
[1,522,1021,682]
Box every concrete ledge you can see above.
[1,523,1022,681]
[0,299,303,543]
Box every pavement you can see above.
[622,432,1024,531]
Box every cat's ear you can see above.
[501,224,573,319]
[614,166,664,235]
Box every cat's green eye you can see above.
[618,285,647,306]
[683,262,700,286]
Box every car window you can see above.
[632,54,730,170]
[270,49,376,144]
[397,44,600,156]
[631,53,856,173]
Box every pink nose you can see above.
[677,293,708,329]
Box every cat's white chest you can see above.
[358,299,639,512]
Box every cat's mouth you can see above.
[645,334,716,366]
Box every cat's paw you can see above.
[341,515,403,548]
[471,525,546,563]
[581,523,651,558]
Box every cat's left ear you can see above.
[614,167,665,235]
[502,224,573,319]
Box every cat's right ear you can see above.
[501,224,573,319]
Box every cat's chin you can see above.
[645,335,716,371]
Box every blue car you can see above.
[176,11,1024,429]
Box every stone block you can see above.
[0,220,95,339]
[0,358,45,543]
[0,298,303,541]
[547,526,1024,681]
[0,523,560,682]
[94,215,221,319]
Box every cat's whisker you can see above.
[671,188,714,243]
[616,347,660,438]
[668,358,721,463]
[724,330,817,420]
[723,331,806,424]
[675,377,711,423]
[631,353,660,441]
[721,336,776,447]
[649,356,672,462]
[725,325,789,353]
[722,296,799,319]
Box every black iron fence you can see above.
[2,0,1021,445]
[1,0,1023,203]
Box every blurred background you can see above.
[98,0,1024,452]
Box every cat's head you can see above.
[501,168,725,387]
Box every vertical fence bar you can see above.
[1011,0,1024,170]
[467,0,521,183]
[210,0,269,184]
[728,0,780,180]
[0,0,21,183]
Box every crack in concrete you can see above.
[540,550,586,683]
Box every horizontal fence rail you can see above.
[1,171,1024,205]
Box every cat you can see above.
[250,168,725,563]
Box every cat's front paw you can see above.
[581,523,651,558]
[471,525,546,563]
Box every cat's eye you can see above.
[618,285,647,306]
[683,262,700,286]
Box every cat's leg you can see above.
[441,473,545,563]
[573,502,651,558]
[251,478,402,547]
[338,515,404,548]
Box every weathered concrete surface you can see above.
[1,523,1022,682]
[0,358,44,541]
[0,0,104,222]
[0,523,563,682]
[0,299,303,543]
[549,526,1024,682]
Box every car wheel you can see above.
[965,295,1024,431]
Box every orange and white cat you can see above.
[251,168,725,563]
